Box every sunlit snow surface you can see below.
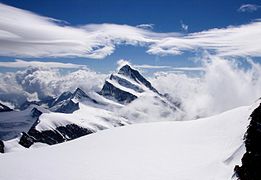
[0,104,257,180]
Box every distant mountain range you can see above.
[0,64,182,151]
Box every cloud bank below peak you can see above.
[0,3,261,59]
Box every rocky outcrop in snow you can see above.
[0,140,4,153]
[19,124,95,148]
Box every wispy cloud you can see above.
[0,3,261,59]
[133,64,172,69]
[116,59,171,69]
[0,59,87,69]
[180,20,189,31]
[136,24,154,30]
[172,67,204,71]
[147,22,261,57]
[133,65,203,71]
[238,4,261,12]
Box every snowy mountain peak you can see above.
[72,88,89,99]
[99,64,162,104]
[72,88,98,105]
[118,64,159,93]
[51,91,72,107]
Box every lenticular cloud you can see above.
[0,3,261,59]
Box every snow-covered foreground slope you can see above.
[0,104,254,180]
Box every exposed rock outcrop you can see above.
[99,81,138,104]
[235,103,261,180]
[0,140,4,153]
[0,103,12,112]
[19,124,94,148]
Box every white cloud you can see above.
[132,64,203,71]
[136,24,154,30]
[238,4,261,12]
[151,56,261,120]
[116,59,132,70]
[172,67,204,71]
[0,3,261,59]
[133,64,172,69]
[180,21,188,31]
[0,67,106,107]
[0,59,87,69]
[148,22,261,57]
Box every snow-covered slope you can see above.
[36,102,130,133]
[0,104,255,180]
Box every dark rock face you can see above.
[19,132,34,148]
[56,124,94,140]
[72,88,97,103]
[27,128,66,145]
[51,88,99,113]
[19,124,94,148]
[235,103,261,180]
[0,140,4,153]
[51,91,73,107]
[118,65,159,94]
[99,81,137,104]
[54,99,79,113]
[0,103,12,112]
[30,107,43,118]
[110,74,144,93]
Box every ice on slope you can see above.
[0,105,253,180]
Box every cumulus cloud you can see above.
[0,59,87,69]
[0,3,261,59]
[238,4,261,12]
[0,67,106,107]
[151,56,261,119]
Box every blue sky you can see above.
[0,0,261,73]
